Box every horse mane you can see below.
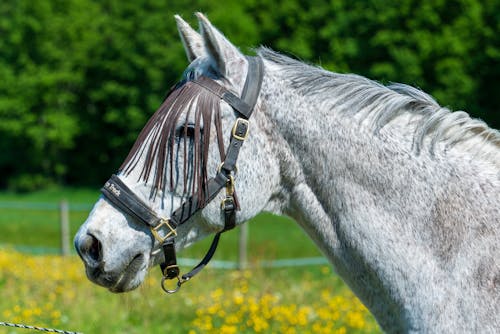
[259,48,500,167]
[119,78,226,202]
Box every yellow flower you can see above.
[206,304,220,315]
[232,293,244,305]
[51,310,61,319]
[335,327,346,334]
[220,324,238,334]
[22,308,33,319]
[346,311,366,329]
[225,314,240,325]
[210,288,224,301]
[251,315,269,332]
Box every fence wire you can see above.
[0,321,82,334]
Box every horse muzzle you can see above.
[74,232,147,292]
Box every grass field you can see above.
[0,188,381,333]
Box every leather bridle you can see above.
[100,56,264,293]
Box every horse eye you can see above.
[175,123,198,138]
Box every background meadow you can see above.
[0,189,381,333]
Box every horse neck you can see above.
[260,60,499,332]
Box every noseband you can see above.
[101,56,264,293]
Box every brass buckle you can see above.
[163,264,180,279]
[217,162,238,175]
[151,219,177,243]
[232,118,249,141]
[221,196,235,210]
[225,175,235,196]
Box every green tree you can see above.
[0,1,87,189]
[0,0,498,190]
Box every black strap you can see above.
[101,175,161,228]
[168,173,227,228]
[239,56,265,118]
[160,239,179,279]
[181,232,221,281]
[221,119,248,173]
[221,196,236,231]
[222,92,253,118]
[194,56,264,120]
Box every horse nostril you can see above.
[77,233,103,266]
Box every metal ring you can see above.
[161,275,182,294]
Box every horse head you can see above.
[74,13,281,292]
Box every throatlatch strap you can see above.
[181,232,221,281]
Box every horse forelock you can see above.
[259,48,500,168]
[120,80,225,203]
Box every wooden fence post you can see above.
[59,200,70,256]
[238,223,248,270]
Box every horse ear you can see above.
[175,15,205,62]
[196,12,244,78]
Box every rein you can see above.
[101,56,264,293]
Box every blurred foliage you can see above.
[0,0,498,189]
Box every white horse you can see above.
[74,13,499,333]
